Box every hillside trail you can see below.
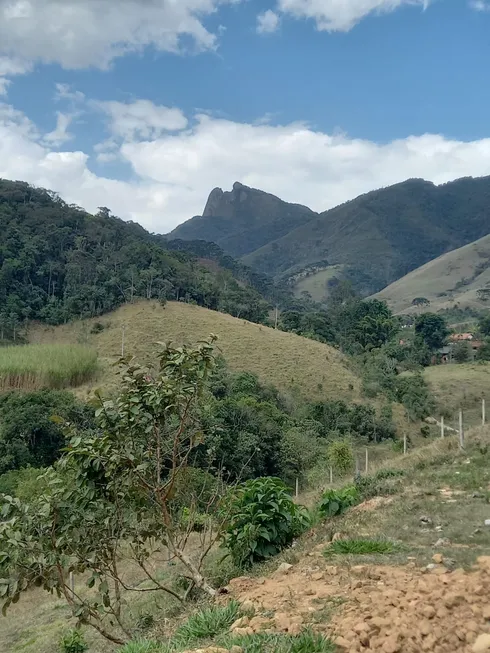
[221,550,490,653]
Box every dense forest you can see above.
[0,179,276,339]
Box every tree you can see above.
[414,313,449,351]
[411,297,430,308]
[479,314,490,337]
[453,341,471,363]
[0,390,94,474]
[477,288,490,302]
[0,339,226,645]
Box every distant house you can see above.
[435,337,482,364]
[435,346,452,365]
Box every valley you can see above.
[1,177,490,653]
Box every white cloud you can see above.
[257,10,280,33]
[275,0,430,31]
[0,55,31,96]
[2,100,490,235]
[43,112,74,147]
[0,0,236,70]
[98,100,188,141]
[469,0,490,11]
[55,83,86,104]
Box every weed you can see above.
[173,601,241,647]
[324,538,400,556]
[318,486,359,518]
[118,641,161,653]
[59,629,88,653]
[220,629,335,652]
[355,469,404,500]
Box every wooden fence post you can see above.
[459,408,465,450]
[403,433,407,455]
[69,572,74,597]
[295,478,299,498]
[121,324,126,357]
[440,416,445,439]
[483,398,486,427]
[365,448,369,473]
[329,466,333,484]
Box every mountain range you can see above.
[169,176,490,297]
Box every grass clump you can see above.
[220,629,336,652]
[118,642,162,653]
[0,344,97,390]
[173,601,242,647]
[119,630,335,653]
[324,538,400,556]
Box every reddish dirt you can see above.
[223,551,490,652]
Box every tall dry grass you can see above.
[0,344,98,391]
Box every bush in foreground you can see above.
[318,486,359,518]
[221,477,310,568]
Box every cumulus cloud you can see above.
[0,0,236,70]
[43,112,74,147]
[0,55,31,95]
[276,0,431,31]
[2,100,490,234]
[97,100,188,141]
[257,10,280,33]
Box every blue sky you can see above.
[1,0,490,233]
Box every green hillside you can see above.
[372,233,490,313]
[0,179,276,340]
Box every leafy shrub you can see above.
[169,467,220,514]
[178,507,209,533]
[59,629,88,653]
[0,467,48,500]
[221,477,310,568]
[326,439,354,476]
[318,486,359,518]
[90,322,105,334]
[355,469,404,500]
[324,538,399,556]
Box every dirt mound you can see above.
[225,554,490,652]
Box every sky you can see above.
[1,0,490,233]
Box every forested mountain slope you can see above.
[0,179,275,338]
[244,176,490,294]
[169,181,317,258]
[170,176,490,296]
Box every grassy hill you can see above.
[29,300,362,403]
[372,233,490,314]
[423,362,490,428]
